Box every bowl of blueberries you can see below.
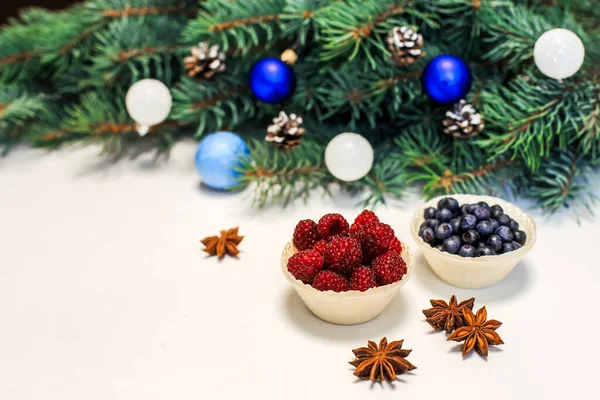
[411,194,536,289]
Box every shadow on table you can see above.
[412,252,532,302]
[281,288,413,342]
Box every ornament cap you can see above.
[281,49,298,65]
[135,123,150,137]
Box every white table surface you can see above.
[1,141,598,400]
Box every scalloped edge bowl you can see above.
[411,194,537,289]
[281,240,413,325]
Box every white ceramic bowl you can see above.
[411,194,536,289]
[281,240,413,325]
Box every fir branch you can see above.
[209,14,282,32]
[316,0,438,68]
[431,159,512,192]
[183,0,290,52]
[315,54,426,126]
[101,6,198,18]
[349,158,409,206]
[88,16,189,87]
[478,74,593,171]
[0,52,36,65]
[189,86,248,110]
[576,86,600,160]
[115,44,185,62]
[172,74,257,136]
[242,139,331,208]
[526,150,597,214]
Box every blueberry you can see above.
[419,227,435,245]
[448,198,461,212]
[487,234,503,252]
[435,244,444,252]
[462,229,481,245]
[513,230,527,245]
[425,219,440,229]
[458,244,477,257]
[477,246,497,256]
[460,204,470,215]
[435,223,454,240]
[509,218,520,231]
[436,208,454,223]
[476,220,494,236]
[501,242,516,254]
[495,226,514,242]
[477,242,487,250]
[460,214,477,230]
[477,201,490,209]
[490,205,504,219]
[467,204,478,213]
[424,207,438,220]
[443,236,461,254]
[472,206,492,221]
[511,241,523,250]
[489,218,499,231]
[420,221,428,230]
[496,214,511,226]
[437,197,459,212]
[449,217,462,234]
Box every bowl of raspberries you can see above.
[411,194,536,289]
[282,211,413,325]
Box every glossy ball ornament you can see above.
[422,55,472,104]
[195,132,250,190]
[125,79,172,136]
[249,57,296,104]
[325,132,374,182]
[534,28,585,80]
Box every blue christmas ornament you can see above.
[249,57,296,104]
[195,132,250,190]
[422,55,472,104]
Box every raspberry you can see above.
[324,237,362,275]
[390,237,403,254]
[372,251,407,286]
[311,270,349,292]
[313,240,328,255]
[287,249,324,284]
[293,219,319,251]
[350,210,379,235]
[317,213,349,240]
[357,222,395,262]
[349,266,377,292]
[327,233,349,242]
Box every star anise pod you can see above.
[349,337,416,382]
[201,227,244,259]
[448,306,504,357]
[422,295,475,333]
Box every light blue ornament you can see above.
[195,132,250,190]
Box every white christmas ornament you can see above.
[125,79,172,136]
[533,28,585,80]
[325,132,374,182]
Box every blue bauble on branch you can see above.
[422,55,472,104]
[249,57,296,104]
[195,132,250,190]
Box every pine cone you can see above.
[442,100,485,139]
[266,111,305,151]
[386,26,425,66]
[184,42,226,79]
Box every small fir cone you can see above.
[443,100,485,139]
[386,26,425,66]
[184,42,226,78]
[265,111,305,151]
